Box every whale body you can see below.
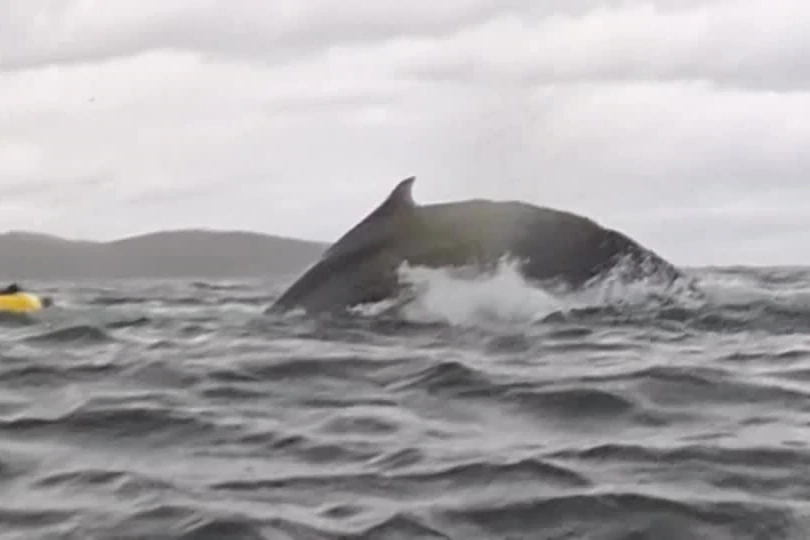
[267,176,684,314]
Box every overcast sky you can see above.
[1,1,808,265]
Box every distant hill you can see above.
[0,229,327,280]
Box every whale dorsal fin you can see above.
[376,176,416,215]
[322,176,417,260]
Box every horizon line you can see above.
[0,227,805,269]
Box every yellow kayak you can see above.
[0,292,46,313]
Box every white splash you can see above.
[349,256,708,330]
[395,258,564,329]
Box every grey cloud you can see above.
[390,1,810,92]
[3,1,746,73]
[0,0,535,71]
[7,1,808,98]
[5,70,803,265]
[0,1,807,265]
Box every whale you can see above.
[267,176,685,315]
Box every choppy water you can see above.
[2,264,810,539]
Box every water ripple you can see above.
[0,268,809,538]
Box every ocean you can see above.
[1,262,809,539]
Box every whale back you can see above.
[268,176,683,314]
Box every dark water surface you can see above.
[1,265,809,539]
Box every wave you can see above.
[1,270,808,538]
[335,258,810,336]
[22,324,113,345]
